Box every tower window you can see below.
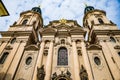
[26,57,32,65]
[110,37,116,43]
[94,57,101,65]
[57,47,68,66]
[22,19,28,25]
[10,38,16,44]
[98,18,104,24]
[0,52,9,64]
[118,52,120,56]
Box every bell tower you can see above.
[0,6,43,80]
[83,6,120,80]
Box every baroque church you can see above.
[0,5,120,80]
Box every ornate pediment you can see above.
[40,28,57,34]
[70,27,84,32]
[25,45,39,50]
[87,44,102,50]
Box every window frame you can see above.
[57,47,68,66]
[98,18,104,24]
[0,52,9,64]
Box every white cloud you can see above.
[0,0,120,31]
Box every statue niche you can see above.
[80,65,89,80]
[37,65,45,80]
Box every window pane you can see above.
[57,47,68,65]
[94,57,101,65]
[0,52,9,64]
[10,38,16,44]
[26,57,32,65]
[98,18,104,24]
[22,19,28,25]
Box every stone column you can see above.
[32,41,45,80]
[5,41,26,80]
[106,41,120,70]
[45,40,54,80]
[81,41,93,80]
[100,40,120,79]
[0,42,20,80]
[72,40,80,80]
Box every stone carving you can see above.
[51,72,57,80]
[66,69,71,78]
[80,65,89,80]
[5,45,13,50]
[51,70,72,80]
[37,65,45,80]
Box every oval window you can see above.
[94,57,101,65]
[26,57,32,65]
[118,52,120,56]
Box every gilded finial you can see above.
[59,18,67,24]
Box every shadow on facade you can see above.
[0,72,12,80]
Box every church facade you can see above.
[0,6,120,80]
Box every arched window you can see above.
[0,52,9,64]
[94,57,101,65]
[57,47,68,65]
[98,18,104,24]
[10,38,16,44]
[26,57,32,65]
[22,19,28,25]
[110,37,116,43]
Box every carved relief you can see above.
[51,70,72,80]
[37,65,45,80]
[80,65,89,80]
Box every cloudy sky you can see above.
[0,0,120,31]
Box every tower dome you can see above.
[31,6,41,14]
[84,6,94,14]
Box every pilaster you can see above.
[32,40,45,80]
[72,40,80,80]
[81,41,93,80]
[45,40,54,80]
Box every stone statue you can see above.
[66,69,71,78]
[37,65,45,80]
[80,65,89,80]
[51,72,57,80]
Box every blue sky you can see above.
[0,0,120,31]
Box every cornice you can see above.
[92,30,120,35]
[0,31,32,37]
